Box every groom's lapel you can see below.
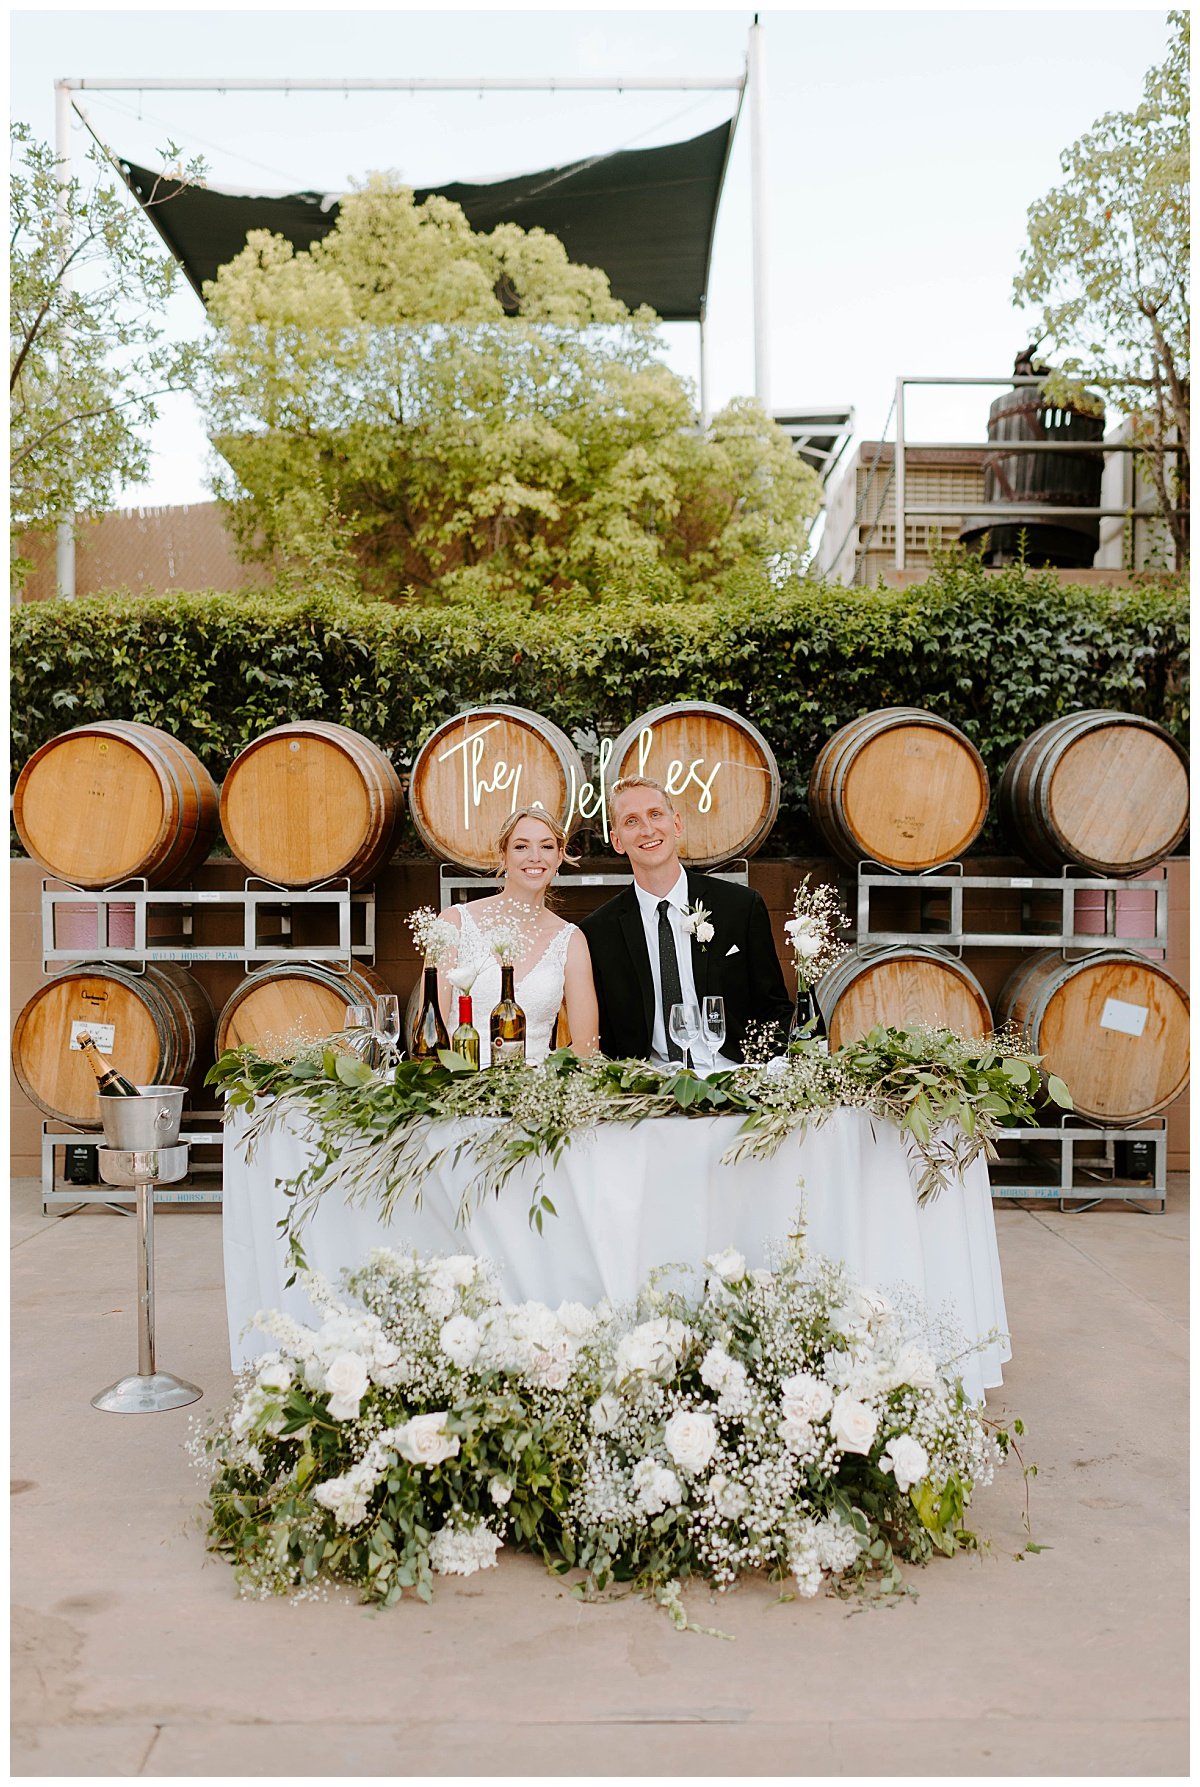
[685,871,713,999]
[617,887,655,1038]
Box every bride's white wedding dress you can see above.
[452,903,576,1066]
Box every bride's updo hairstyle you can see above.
[494,803,580,878]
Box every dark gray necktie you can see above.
[657,898,684,1060]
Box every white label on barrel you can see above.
[1099,998,1149,1038]
[71,1020,115,1052]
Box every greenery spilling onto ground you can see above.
[11,557,1187,856]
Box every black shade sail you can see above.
[120,121,735,322]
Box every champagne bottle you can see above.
[409,965,450,1061]
[76,1030,141,1097]
[451,994,481,1070]
[489,964,526,1067]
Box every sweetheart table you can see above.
[222,1103,1011,1402]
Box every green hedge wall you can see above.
[11,560,1189,856]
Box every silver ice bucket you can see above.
[98,1086,187,1151]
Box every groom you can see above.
[581,776,793,1065]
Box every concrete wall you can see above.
[10,855,1189,1178]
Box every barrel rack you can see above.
[847,858,1173,1210]
[37,875,376,1211]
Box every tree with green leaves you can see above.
[9,123,204,585]
[1012,11,1189,566]
[200,177,822,606]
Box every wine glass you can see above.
[668,1001,701,1071]
[701,996,726,1064]
[342,1003,377,1066]
[374,994,402,1066]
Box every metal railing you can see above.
[892,374,1178,572]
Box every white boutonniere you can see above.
[681,901,715,947]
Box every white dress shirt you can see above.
[632,869,731,1072]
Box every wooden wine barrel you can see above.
[220,723,403,889]
[997,948,1189,1124]
[12,721,219,890]
[809,709,990,872]
[999,711,1189,876]
[819,946,993,1049]
[12,962,215,1129]
[608,701,780,869]
[215,962,393,1054]
[408,706,586,873]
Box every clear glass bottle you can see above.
[489,964,527,1066]
[76,1031,140,1097]
[450,994,481,1070]
[409,965,450,1061]
[788,987,829,1055]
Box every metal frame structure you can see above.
[437,861,750,905]
[891,374,1178,573]
[40,877,375,971]
[851,863,1169,955]
[53,22,769,592]
[989,1117,1168,1214]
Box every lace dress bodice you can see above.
[452,904,576,1066]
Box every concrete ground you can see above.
[11,1170,1189,1779]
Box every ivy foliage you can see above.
[11,555,1187,856]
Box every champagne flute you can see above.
[701,996,726,1065]
[668,1001,701,1071]
[375,993,402,1066]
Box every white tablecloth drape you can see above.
[222,1103,1011,1402]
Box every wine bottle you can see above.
[489,964,527,1067]
[409,965,450,1061]
[76,1031,141,1097]
[451,994,481,1070]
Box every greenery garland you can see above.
[208,1026,1071,1270]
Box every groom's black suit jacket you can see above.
[580,870,793,1063]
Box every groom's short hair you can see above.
[609,774,675,809]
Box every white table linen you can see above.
[222,1103,1011,1401]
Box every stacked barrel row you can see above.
[11,720,405,1128]
[808,707,1189,1126]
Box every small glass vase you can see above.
[788,985,829,1054]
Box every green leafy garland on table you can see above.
[207,1024,1072,1270]
[200,1027,1057,1621]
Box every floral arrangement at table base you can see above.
[197,1235,1018,1623]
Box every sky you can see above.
[10,1,1173,511]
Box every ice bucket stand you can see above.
[91,1138,203,1414]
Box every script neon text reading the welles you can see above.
[435,721,723,840]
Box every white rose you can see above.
[694,920,715,944]
[615,1317,687,1381]
[393,1411,461,1467]
[887,1344,939,1392]
[779,1414,816,1456]
[709,1472,750,1520]
[856,1287,893,1325]
[323,1352,369,1422]
[439,1314,481,1369]
[555,1300,594,1338]
[750,1268,775,1289]
[489,1477,513,1507]
[538,1356,572,1392]
[439,1254,479,1288]
[632,1459,684,1515]
[881,1433,930,1493]
[780,1370,833,1423]
[664,1409,718,1474]
[829,1392,878,1456]
[705,1247,747,1283]
[256,1358,292,1395]
[792,934,822,961]
[590,1392,623,1433]
[784,915,820,939]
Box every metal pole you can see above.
[54,81,76,599]
[894,377,906,573]
[748,16,769,407]
[699,304,711,431]
[63,74,744,93]
[136,1184,156,1376]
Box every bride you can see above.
[435,804,600,1066]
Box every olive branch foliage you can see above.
[208,1026,1069,1272]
